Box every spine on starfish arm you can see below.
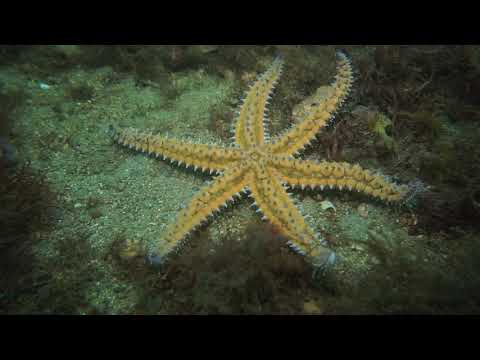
[269,51,354,156]
[110,125,242,173]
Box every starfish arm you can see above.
[267,52,354,157]
[156,164,252,259]
[249,166,334,268]
[111,126,243,173]
[234,57,284,149]
[273,157,409,202]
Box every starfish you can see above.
[110,51,409,271]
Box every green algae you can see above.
[367,112,396,152]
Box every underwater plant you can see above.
[367,111,396,153]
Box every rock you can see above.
[320,200,336,212]
[357,203,369,218]
[351,243,364,251]
[196,45,219,54]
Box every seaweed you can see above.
[65,82,95,102]
[328,231,480,314]
[0,86,27,137]
[367,111,397,153]
[105,220,333,314]
[0,164,59,313]
[397,110,445,140]
[0,45,31,65]
[414,187,480,234]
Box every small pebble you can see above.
[320,200,336,212]
[357,203,369,218]
[351,243,364,251]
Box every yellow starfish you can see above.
[111,51,409,271]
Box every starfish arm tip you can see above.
[145,250,168,268]
[309,247,337,279]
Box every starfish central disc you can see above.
[245,148,268,162]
